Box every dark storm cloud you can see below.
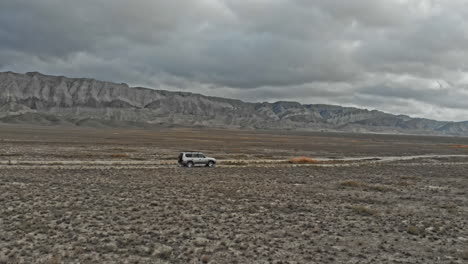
[1,0,468,121]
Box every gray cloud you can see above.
[1,0,468,121]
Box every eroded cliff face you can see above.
[0,71,466,135]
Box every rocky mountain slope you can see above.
[1,71,467,135]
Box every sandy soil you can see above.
[0,125,468,263]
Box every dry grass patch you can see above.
[407,225,424,236]
[341,180,364,188]
[0,153,22,157]
[461,249,468,260]
[350,205,379,216]
[130,157,147,161]
[341,180,394,192]
[397,181,416,186]
[46,255,62,264]
[450,145,468,148]
[110,153,129,158]
[367,184,393,192]
[200,255,210,263]
[289,157,317,164]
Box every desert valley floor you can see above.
[0,125,467,263]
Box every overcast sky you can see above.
[1,0,468,121]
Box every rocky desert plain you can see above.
[0,124,468,263]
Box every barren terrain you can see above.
[0,125,467,263]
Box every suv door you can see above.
[198,154,207,165]
[193,154,203,165]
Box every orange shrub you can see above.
[289,157,317,164]
[450,145,468,148]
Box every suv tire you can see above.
[186,161,194,168]
[207,161,215,168]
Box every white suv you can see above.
[178,152,216,168]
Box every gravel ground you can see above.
[1,163,467,263]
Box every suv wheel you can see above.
[186,161,194,168]
[207,161,215,168]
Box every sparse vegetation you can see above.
[407,226,424,236]
[45,255,61,264]
[0,126,467,263]
[367,184,393,192]
[341,180,364,187]
[397,181,415,186]
[461,249,468,260]
[340,180,394,192]
[289,157,317,164]
[350,205,380,216]
[130,157,147,161]
[110,153,129,158]
[450,145,468,148]
[200,255,210,263]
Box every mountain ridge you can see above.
[1,71,467,135]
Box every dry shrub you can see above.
[368,185,393,192]
[130,157,146,161]
[450,145,468,148]
[397,181,415,186]
[407,226,424,236]
[200,255,210,263]
[461,249,468,260]
[45,255,61,264]
[341,180,364,188]
[289,157,317,164]
[350,205,379,216]
[111,153,129,158]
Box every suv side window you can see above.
[185,153,192,158]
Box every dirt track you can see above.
[1,154,468,170]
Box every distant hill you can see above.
[1,71,467,135]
